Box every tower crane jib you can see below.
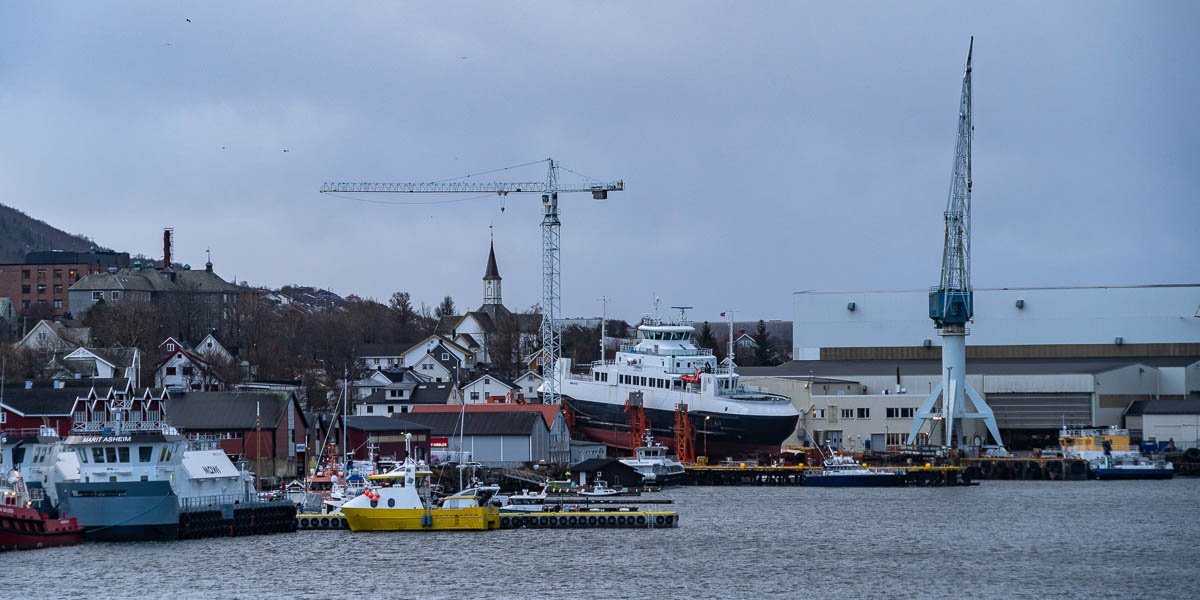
[321,158,624,406]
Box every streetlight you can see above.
[704,416,711,460]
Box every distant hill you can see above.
[0,204,108,263]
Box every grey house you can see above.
[393,411,551,468]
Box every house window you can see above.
[366,405,374,413]
[857,408,870,419]
[21,300,29,309]
[21,284,30,294]
[37,284,46,293]
[388,390,399,398]
[182,366,194,376]
[387,406,394,414]
[166,367,177,376]
[21,269,29,279]
[54,269,62,279]
[111,291,120,300]
[54,300,63,309]
[886,407,915,419]
[812,409,825,419]
[0,412,5,424]
[471,391,480,400]
[484,378,490,384]
[441,353,449,361]
[92,291,103,300]
[166,343,175,352]
[886,433,906,446]
[841,409,854,419]
[53,284,63,293]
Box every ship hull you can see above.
[56,480,180,541]
[802,473,901,487]
[1091,467,1174,480]
[341,506,500,531]
[565,396,798,459]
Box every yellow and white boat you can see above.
[340,435,500,532]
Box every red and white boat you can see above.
[1,469,83,551]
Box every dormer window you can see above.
[441,353,449,361]
[166,343,175,352]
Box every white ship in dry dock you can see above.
[560,309,799,458]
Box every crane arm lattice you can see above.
[320,181,623,195]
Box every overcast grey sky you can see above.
[1,2,1196,322]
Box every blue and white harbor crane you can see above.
[906,38,1005,451]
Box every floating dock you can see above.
[297,513,348,530]
[297,510,679,530]
[500,510,678,529]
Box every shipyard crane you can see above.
[321,158,624,405]
[906,38,1005,451]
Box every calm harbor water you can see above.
[4,479,1198,599]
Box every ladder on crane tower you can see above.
[321,158,624,406]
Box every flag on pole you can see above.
[720,312,726,317]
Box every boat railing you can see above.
[0,426,60,438]
[178,492,259,512]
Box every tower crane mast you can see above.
[321,158,624,405]
[908,38,1005,451]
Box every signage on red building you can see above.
[430,437,449,448]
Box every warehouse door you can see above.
[986,393,1092,430]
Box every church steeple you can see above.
[483,238,502,306]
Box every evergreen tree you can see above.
[752,319,781,366]
[696,321,717,351]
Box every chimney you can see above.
[163,228,174,270]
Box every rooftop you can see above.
[740,357,1200,378]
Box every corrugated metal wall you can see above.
[987,393,1091,429]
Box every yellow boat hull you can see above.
[341,506,500,531]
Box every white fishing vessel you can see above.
[619,432,686,485]
[560,307,799,459]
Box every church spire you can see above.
[483,237,502,305]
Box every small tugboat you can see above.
[1,469,83,551]
[340,434,500,531]
[580,479,621,497]
[802,449,900,487]
[1059,427,1174,480]
[620,432,686,486]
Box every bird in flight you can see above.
[283,149,289,153]
[186,18,191,23]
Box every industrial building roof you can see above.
[410,404,561,429]
[0,387,82,416]
[165,391,305,430]
[1124,398,1200,416]
[740,356,1200,378]
[344,415,431,432]
[391,411,545,436]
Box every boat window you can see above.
[105,447,118,463]
[77,449,87,463]
[118,447,130,463]
[160,446,168,462]
[139,446,153,462]
[92,448,105,463]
